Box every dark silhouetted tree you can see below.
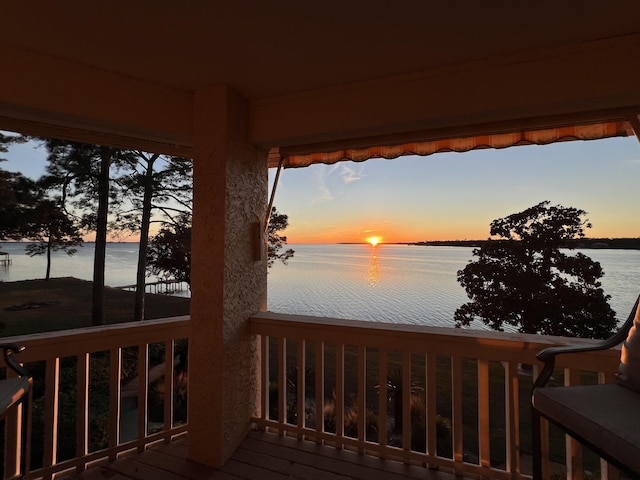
[147,207,294,290]
[24,200,83,280]
[115,154,192,321]
[0,131,26,162]
[0,133,33,241]
[147,216,192,287]
[0,168,38,241]
[455,201,616,338]
[44,140,135,325]
[267,207,294,268]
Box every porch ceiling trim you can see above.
[270,108,639,169]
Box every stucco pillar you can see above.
[188,84,267,467]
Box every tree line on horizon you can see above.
[0,132,293,326]
[412,237,640,249]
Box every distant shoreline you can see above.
[408,238,640,250]
[337,238,640,250]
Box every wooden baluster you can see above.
[76,353,89,470]
[357,345,366,450]
[402,351,411,453]
[336,343,345,448]
[426,352,437,465]
[43,357,60,474]
[109,348,121,457]
[278,337,286,435]
[504,361,520,475]
[452,356,464,477]
[315,341,324,444]
[137,343,149,451]
[260,335,269,425]
[378,348,388,455]
[478,359,491,470]
[164,339,175,436]
[297,339,306,438]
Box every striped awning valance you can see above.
[269,111,639,169]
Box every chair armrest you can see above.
[0,343,29,378]
[533,295,640,389]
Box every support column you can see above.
[188,84,267,467]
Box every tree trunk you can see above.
[45,237,52,280]
[134,154,158,321]
[92,149,111,326]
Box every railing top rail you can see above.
[251,311,619,368]
[0,316,190,362]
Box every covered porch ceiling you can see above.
[0,2,639,163]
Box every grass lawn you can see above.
[0,277,190,336]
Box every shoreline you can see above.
[408,237,640,250]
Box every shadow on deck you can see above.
[58,431,464,480]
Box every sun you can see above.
[366,236,381,247]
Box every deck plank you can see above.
[243,432,455,480]
[225,458,293,479]
[135,449,240,480]
[58,467,133,480]
[105,456,188,480]
[232,446,351,480]
[56,431,464,480]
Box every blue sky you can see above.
[3,135,639,243]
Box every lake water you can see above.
[0,242,148,288]
[1,242,639,330]
[268,244,640,329]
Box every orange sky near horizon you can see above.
[284,207,640,245]
[98,220,484,244]
[283,221,481,244]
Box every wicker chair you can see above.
[531,295,640,479]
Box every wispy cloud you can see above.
[328,164,342,175]
[311,168,333,204]
[340,164,365,184]
[309,163,366,204]
[312,184,333,204]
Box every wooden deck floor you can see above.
[57,431,464,480]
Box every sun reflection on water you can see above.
[368,250,380,287]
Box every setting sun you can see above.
[366,236,381,247]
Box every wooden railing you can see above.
[250,312,622,480]
[2,312,623,480]
[1,316,190,480]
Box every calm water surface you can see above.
[0,242,151,288]
[1,242,639,330]
[268,244,640,329]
